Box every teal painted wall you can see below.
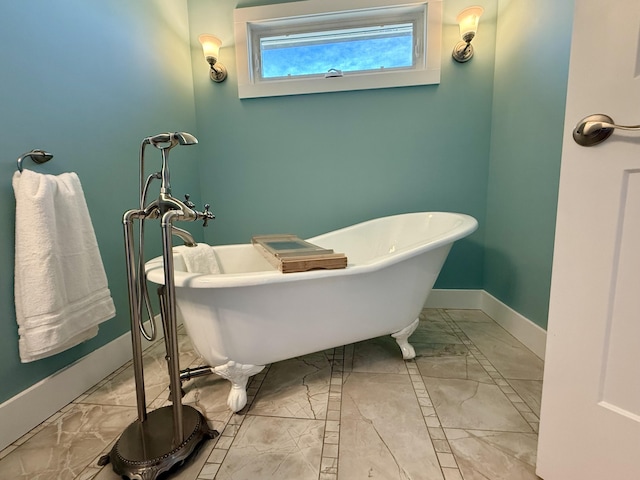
[0,0,574,407]
[187,0,496,289]
[485,0,574,328]
[0,0,202,404]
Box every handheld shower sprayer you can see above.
[141,132,198,197]
[135,131,201,342]
[144,131,198,149]
[140,132,198,197]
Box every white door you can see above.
[537,1,640,478]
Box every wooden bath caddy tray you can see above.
[251,234,347,273]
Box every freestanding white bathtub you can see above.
[146,212,477,411]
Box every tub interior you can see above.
[309,212,469,265]
[158,212,475,280]
[212,245,276,274]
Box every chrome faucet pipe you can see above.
[158,192,197,219]
[160,209,185,443]
[160,148,172,195]
[123,209,149,423]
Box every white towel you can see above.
[13,170,116,363]
[176,243,220,274]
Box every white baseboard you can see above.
[426,289,547,359]
[424,288,485,309]
[0,293,546,451]
[478,291,547,360]
[0,320,161,452]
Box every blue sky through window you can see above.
[260,25,414,79]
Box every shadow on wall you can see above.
[435,237,485,289]
[482,246,516,302]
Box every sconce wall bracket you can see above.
[208,61,228,83]
[452,40,474,63]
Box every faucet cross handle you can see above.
[183,194,196,209]
[202,204,215,227]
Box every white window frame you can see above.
[234,0,442,99]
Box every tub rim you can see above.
[145,211,478,289]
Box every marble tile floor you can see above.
[0,309,544,480]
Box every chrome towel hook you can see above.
[573,114,640,147]
[17,149,53,172]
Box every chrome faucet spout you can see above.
[172,226,197,247]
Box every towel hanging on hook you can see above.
[16,149,54,172]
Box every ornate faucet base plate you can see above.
[100,405,218,480]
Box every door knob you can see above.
[573,114,640,147]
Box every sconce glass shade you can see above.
[452,6,484,63]
[198,34,227,82]
[456,6,484,42]
[198,34,222,63]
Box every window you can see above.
[259,23,415,79]
[234,0,442,98]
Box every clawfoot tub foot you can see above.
[211,361,265,412]
[391,318,420,360]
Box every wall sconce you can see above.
[198,34,227,82]
[452,6,484,63]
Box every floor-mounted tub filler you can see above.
[102,132,218,480]
[146,211,478,412]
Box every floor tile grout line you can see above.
[197,363,273,479]
[75,438,119,480]
[440,309,540,433]
[316,347,342,480]
[405,345,464,479]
